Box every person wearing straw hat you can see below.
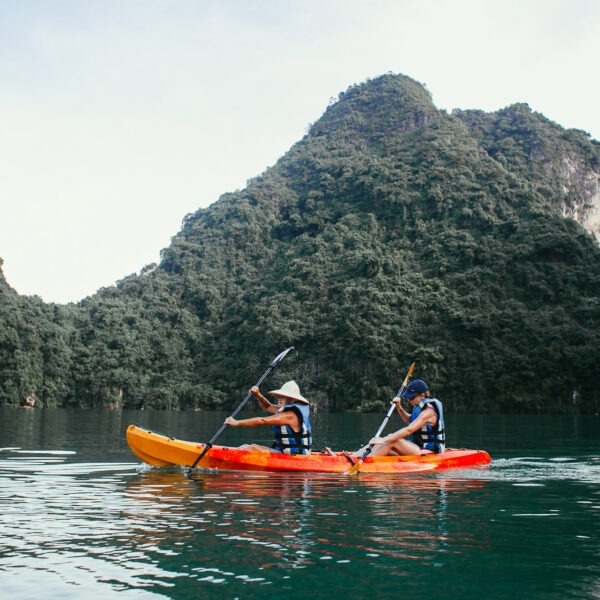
[224,380,313,455]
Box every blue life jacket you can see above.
[409,398,445,453]
[271,402,312,455]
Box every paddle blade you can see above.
[347,445,372,475]
[397,362,416,396]
[271,346,294,367]
[347,458,364,476]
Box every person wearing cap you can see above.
[224,380,312,455]
[363,379,446,457]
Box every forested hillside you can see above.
[1,74,599,413]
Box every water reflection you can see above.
[125,471,324,574]
[349,474,495,570]
[120,466,495,595]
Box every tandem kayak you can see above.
[126,425,491,474]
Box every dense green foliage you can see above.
[1,74,599,413]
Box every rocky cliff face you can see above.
[559,153,600,241]
[0,259,13,293]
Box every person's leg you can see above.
[238,443,276,452]
[369,439,421,457]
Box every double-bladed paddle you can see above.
[347,362,415,475]
[188,346,295,471]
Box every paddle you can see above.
[347,362,415,475]
[188,346,295,471]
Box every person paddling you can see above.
[224,380,312,455]
[358,379,445,457]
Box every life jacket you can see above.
[271,402,312,455]
[409,398,445,453]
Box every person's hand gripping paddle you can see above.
[187,347,294,473]
[347,362,415,475]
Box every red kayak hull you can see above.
[126,425,491,474]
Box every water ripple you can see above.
[443,456,600,485]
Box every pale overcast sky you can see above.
[1,0,598,303]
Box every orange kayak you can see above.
[126,424,491,474]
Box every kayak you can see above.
[126,425,491,474]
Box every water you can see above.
[1,408,599,600]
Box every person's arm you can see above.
[392,396,411,424]
[251,386,278,414]
[225,409,298,429]
[371,407,436,445]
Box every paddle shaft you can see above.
[348,362,415,474]
[190,347,294,469]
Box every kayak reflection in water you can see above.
[357,379,446,457]
[224,380,313,455]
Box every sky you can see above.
[1,0,598,304]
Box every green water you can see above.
[1,408,598,599]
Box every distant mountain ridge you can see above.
[1,74,599,413]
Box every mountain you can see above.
[1,74,599,413]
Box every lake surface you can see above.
[1,408,599,599]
